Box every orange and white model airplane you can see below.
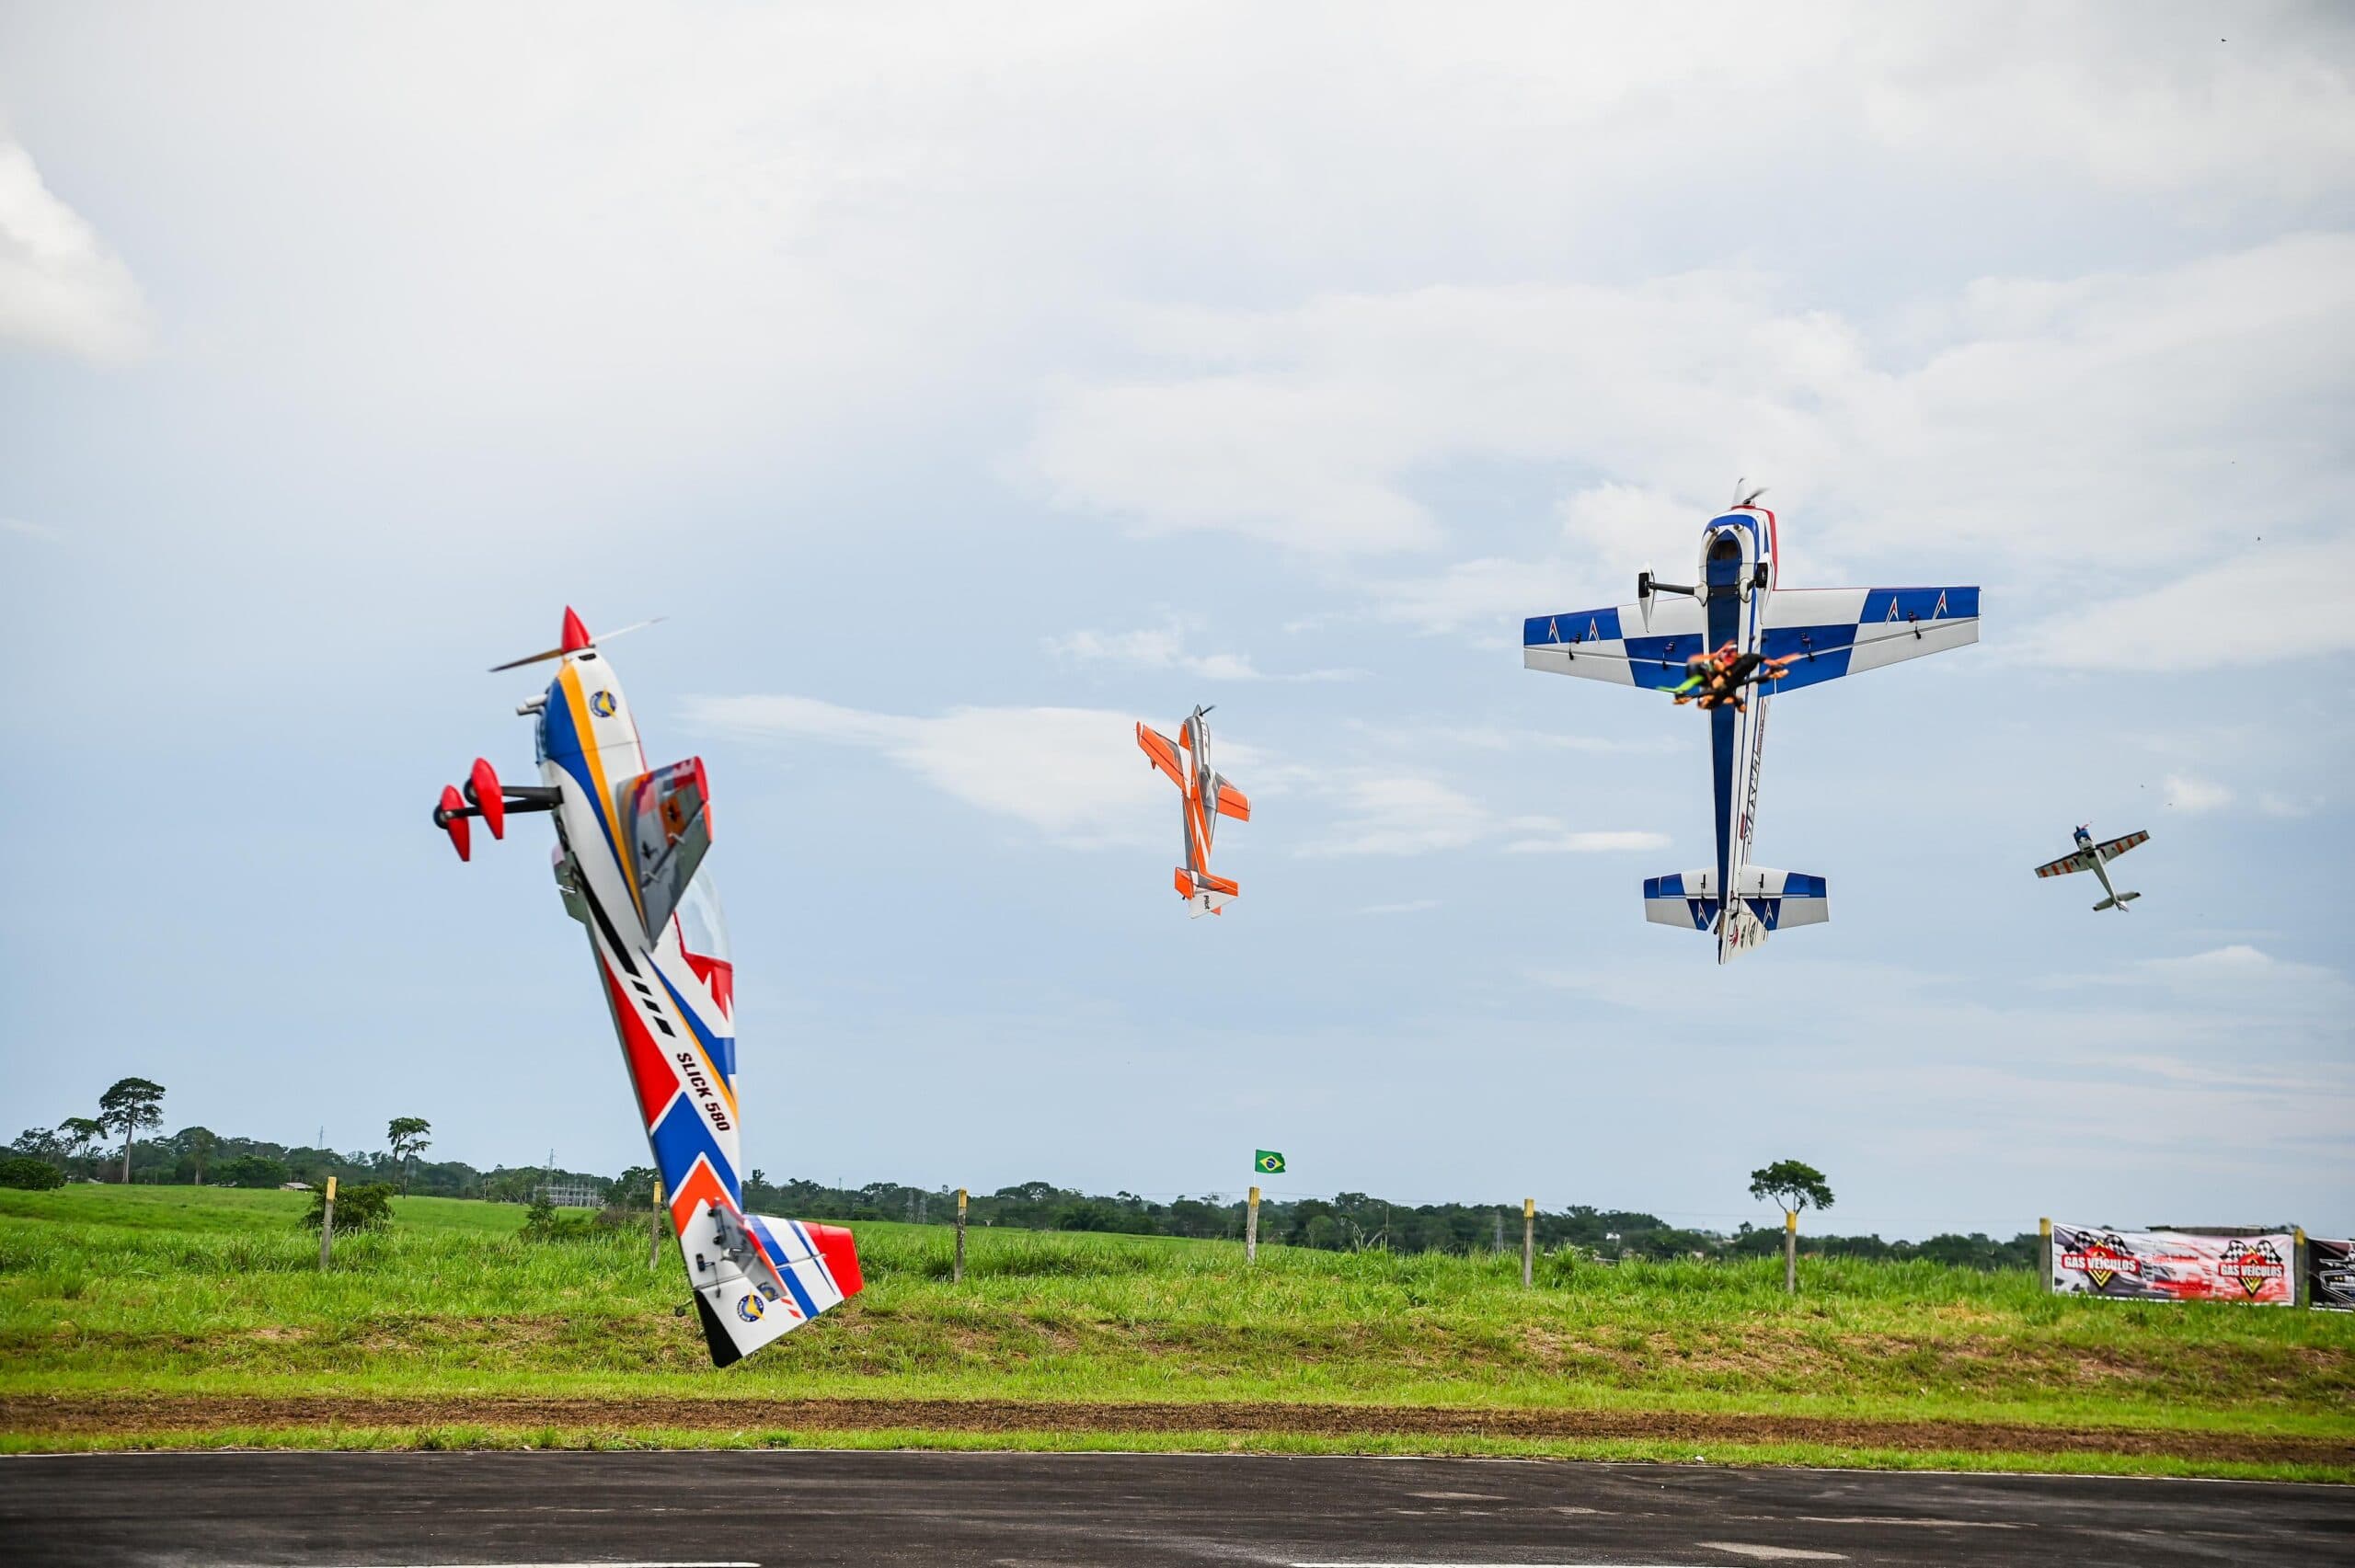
[1137,704,1251,916]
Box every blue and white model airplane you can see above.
[1522,487,1980,962]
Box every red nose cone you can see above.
[560,606,592,652]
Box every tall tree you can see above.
[1749,1159,1834,1296]
[183,1127,218,1185]
[386,1116,432,1196]
[97,1080,166,1185]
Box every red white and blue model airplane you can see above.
[2034,824,2150,911]
[431,608,862,1365]
[1523,488,1980,962]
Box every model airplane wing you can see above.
[1212,775,1250,821]
[1757,587,1980,693]
[1522,598,1709,689]
[622,757,712,937]
[2034,849,2096,878]
[1137,723,1186,786]
[2095,830,2150,861]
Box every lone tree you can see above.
[97,1079,166,1185]
[57,1117,105,1175]
[1749,1159,1834,1295]
[386,1116,432,1196]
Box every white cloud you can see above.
[1028,237,2355,671]
[1045,623,1357,682]
[1503,827,1672,854]
[1297,774,1493,857]
[2161,773,2233,813]
[0,139,147,361]
[1,518,61,540]
[685,694,1168,847]
[2020,535,2355,671]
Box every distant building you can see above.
[537,1180,605,1209]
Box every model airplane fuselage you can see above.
[1523,500,1980,962]
[2035,824,2149,910]
[431,608,861,1366]
[1137,704,1251,916]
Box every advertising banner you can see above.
[2312,1239,2355,1311]
[2050,1222,2294,1304]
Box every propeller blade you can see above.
[487,616,663,671]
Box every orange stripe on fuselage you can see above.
[668,1159,730,1237]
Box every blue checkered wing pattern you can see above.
[1759,587,1980,693]
[1522,597,1710,689]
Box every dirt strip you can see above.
[3,1395,2345,1466]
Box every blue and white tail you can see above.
[1644,867,1829,948]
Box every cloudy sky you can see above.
[3,3,2349,1239]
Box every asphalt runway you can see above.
[1,1450,2347,1566]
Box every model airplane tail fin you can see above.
[691,1213,864,1368]
[2094,890,2140,911]
[1181,869,1239,918]
[1643,868,1827,939]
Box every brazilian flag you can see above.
[1255,1150,1286,1175]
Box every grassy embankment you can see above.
[3,1185,2349,1478]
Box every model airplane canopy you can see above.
[1523,494,1980,962]
[431,607,861,1366]
[1138,704,1250,916]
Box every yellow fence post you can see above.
[317,1176,337,1270]
[954,1187,969,1284]
[649,1176,666,1269]
[1246,1185,1261,1264]
[2039,1216,2053,1294]
[1784,1207,1798,1295]
[1522,1197,1535,1288]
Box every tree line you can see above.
[6,1089,2036,1270]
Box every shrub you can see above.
[305,1182,394,1233]
[216,1154,291,1188]
[0,1156,64,1190]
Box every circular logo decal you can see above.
[590,690,618,718]
[733,1292,766,1323]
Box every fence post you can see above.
[954,1187,968,1284]
[649,1176,666,1269]
[317,1176,337,1270]
[2295,1226,2307,1309]
[1784,1209,1798,1295]
[2039,1216,2052,1294]
[1246,1185,1260,1264]
[1522,1197,1535,1288]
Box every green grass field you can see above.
[4,1185,2349,1478]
